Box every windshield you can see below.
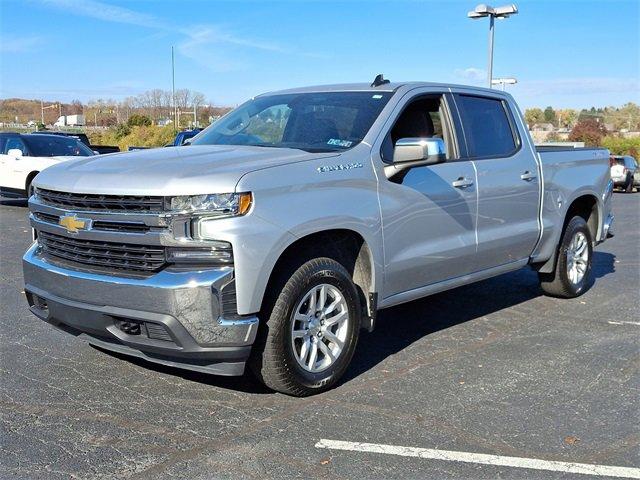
[191,91,393,152]
[25,135,95,157]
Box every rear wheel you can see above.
[538,216,593,298]
[250,257,361,396]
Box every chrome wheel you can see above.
[290,283,349,373]
[566,231,589,284]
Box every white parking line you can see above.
[315,439,640,479]
[608,321,640,326]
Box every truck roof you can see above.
[258,81,502,96]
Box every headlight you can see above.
[168,192,252,217]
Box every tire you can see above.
[538,216,593,298]
[250,257,362,396]
[624,174,633,193]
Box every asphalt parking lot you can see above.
[1,193,638,479]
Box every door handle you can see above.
[520,171,537,181]
[452,177,474,189]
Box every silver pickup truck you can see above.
[23,81,614,396]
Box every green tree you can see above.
[127,114,152,127]
[543,106,556,125]
[525,108,545,126]
[568,119,608,146]
[114,123,131,139]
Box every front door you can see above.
[1,137,29,190]
[376,93,478,298]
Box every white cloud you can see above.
[453,67,487,83]
[36,0,304,72]
[40,0,163,29]
[0,35,43,53]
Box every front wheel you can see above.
[250,257,361,396]
[538,216,593,298]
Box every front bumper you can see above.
[22,243,259,376]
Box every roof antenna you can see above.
[371,74,390,87]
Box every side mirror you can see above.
[385,138,446,178]
[7,148,23,159]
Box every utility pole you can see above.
[172,46,177,132]
[41,101,58,126]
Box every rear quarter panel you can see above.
[531,148,611,269]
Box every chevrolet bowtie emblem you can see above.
[58,214,91,233]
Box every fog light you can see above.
[166,242,233,265]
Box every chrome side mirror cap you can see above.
[385,137,446,178]
[393,137,446,163]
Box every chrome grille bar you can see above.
[38,231,166,272]
[37,188,164,212]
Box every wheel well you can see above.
[265,229,375,330]
[564,195,599,241]
[25,171,39,192]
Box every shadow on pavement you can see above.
[90,250,615,394]
[0,198,28,207]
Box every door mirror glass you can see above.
[393,137,446,164]
[7,148,23,159]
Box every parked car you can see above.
[35,131,120,155]
[165,129,202,147]
[0,133,95,198]
[610,155,639,193]
[22,80,614,396]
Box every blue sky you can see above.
[1,0,638,109]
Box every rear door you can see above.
[452,92,540,270]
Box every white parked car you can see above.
[0,133,95,198]
[609,155,639,193]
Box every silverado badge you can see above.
[58,214,91,233]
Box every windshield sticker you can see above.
[327,138,353,148]
[372,94,383,99]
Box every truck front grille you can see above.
[33,212,151,234]
[37,189,164,212]
[38,231,166,272]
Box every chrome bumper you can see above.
[22,243,259,376]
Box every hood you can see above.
[33,145,339,195]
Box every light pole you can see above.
[468,4,518,88]
[491,77,517,91]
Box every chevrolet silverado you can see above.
[22,80,614,396]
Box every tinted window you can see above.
[23,136,94,157]
[456,95,518,157]
[192,92,393,152]
[4,137,28,155]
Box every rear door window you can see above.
[455,95,519,158]
[4,137,28,155]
